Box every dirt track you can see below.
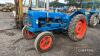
[0,12,100,56]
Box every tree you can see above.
[65,0,84,7]
[49,1,65,7]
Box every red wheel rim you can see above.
[75,19,86,39]
[23,30,34,39]
[39,36,52,50]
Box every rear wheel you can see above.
[89,14,99,27]
[34,31,54,52]
[68,14,87,42]
[22,26,35,40]
[98,14,100,24]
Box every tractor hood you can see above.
[27,10,70,19]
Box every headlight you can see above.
[36,20,38,24]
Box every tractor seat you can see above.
[66,6,77,14]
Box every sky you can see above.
[0,0,14,3]
[0,0,64,4]
[59,0,65,3]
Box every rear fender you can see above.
[69,11,88,24]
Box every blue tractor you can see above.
[81,1,100,27]
[22,0,87,52]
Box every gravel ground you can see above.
[0,12,100,56]
[0,12,15,30]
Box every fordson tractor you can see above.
[15,0,87,52]
[81,0,100,27]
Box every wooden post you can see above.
[14,0,23,29]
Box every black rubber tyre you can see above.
[34,31,54,53]
[89,14,99,27]
[68,14,87,42]
[22,26,35,40]
[98,14,100,24]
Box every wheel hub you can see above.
[75,21,83,34]
[39,36,52,50]
[75,19,86,39]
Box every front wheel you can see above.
[22,26,35,40]
[34,31,54,52]
[68,14,87,42]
